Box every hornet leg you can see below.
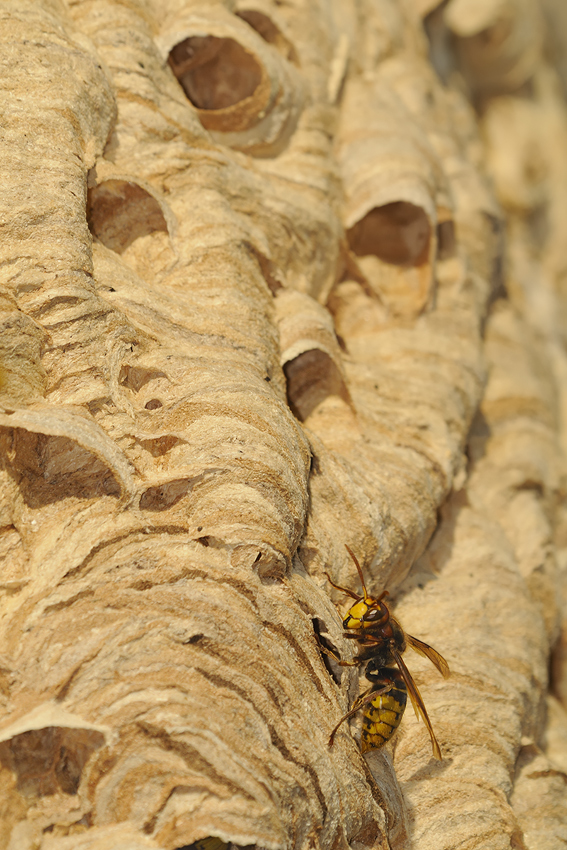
[329,681,394,746]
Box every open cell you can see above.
[168,35,263,113]
[87,180,168,255]
[347,201,431,267]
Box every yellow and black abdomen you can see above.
[361,669,407,753]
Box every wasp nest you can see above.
[0,0,566,848]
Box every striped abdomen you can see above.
[361,676,407,753]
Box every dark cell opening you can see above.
[6,429,121,507]
[138,435,181,458]
[284,349,349,423]
[119,365,167,393]
[168,36,262,110]
[139,479,192,511]
[0,727,105,798]
[236,9,299,64]
[87,180,167,255]
[312,618,342,686]
[436,219,456,260]
[347,201,431,266]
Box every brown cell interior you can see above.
[87,180,168,255]
[139,479,193,511]
[284,349,349,423]
[168,36,262,110]
[7,429,121,506]
[0,727,105,798]
[347,201,431,266]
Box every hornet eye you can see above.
[364,608,380,621]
